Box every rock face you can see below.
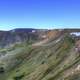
[0,28,80,48]
[0,28,64,48]
[0,28,48,48]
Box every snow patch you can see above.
[32,30,36,33]
[70,32,80,36]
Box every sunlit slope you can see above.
[2,34,79,80]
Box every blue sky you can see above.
[0,0,80,30]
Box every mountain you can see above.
[0,29,80,80]
[0,28,48,48]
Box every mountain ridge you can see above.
[0,29,80,80]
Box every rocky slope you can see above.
[0,28,48,48]
[0,29,80,80]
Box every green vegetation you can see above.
[0,34,80,80]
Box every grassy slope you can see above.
[0,35,80,80]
